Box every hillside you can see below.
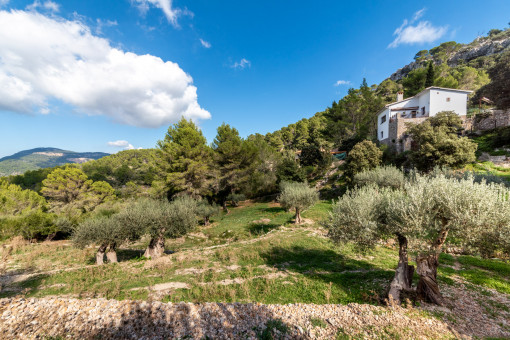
[264,27,510,152]
[0,147,109,176]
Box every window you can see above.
[421,107,425,115]
[381,131,384,139]
[381,115,386,124]
[446,97,451,102]
[411,111,417,118]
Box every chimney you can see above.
[397,91,404,102]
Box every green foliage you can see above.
[425,61,434,88]
[325,169,510,258]
[344,140,382,180]
[276,157,305,184]
[407,112,477,171]
[213,123,258,202]
[227,193,246,207]
[477,52,510,109]
[278,182,319,223]
[81,149,160,192]
[41,166,115,217]
[196,199,219,224]
[353,166,405,190]
[156,118,215,198]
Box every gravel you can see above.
[0,297,458,339]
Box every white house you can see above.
[377,87,472,142]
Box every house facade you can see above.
[377,87,472,152]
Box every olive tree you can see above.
[196,199,219,226]
[122,197,198,259]
[73,212,142,265]
[353,165,405,190]
[324,167,510,305]
[278,182,318,224]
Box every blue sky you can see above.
[0,0,509,157]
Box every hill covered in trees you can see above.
[264,27,510,152]
[0,148,109,177]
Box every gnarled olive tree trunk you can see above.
[144,235,165,259]
[222,201,230,214]
[295,207,302,224]
[96,243,107,265]
[106,242,118,263]
[416,228,449,306]
[388,234,414,304]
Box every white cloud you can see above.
[108,140,134,150]
[231,58,251,70]
[26,1,60,12]
[132,0,192,27]
[389,9,447,48]
[0,0,9,8]
[0,10,210,127]
[333,80,350,86]
[96,18,118,35]
[199,38,211,48]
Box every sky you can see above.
[0,0,509,157]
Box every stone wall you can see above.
[467,110,510,132]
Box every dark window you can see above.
[381,131,384,139]
[381,115,386,124]
[411,111,417,118]
[446,97,451,102]
[421,107,425,115]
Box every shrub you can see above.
[226,193,246,207]
[278,182,318,224]
[344,140,382,180]
[196,199,219,225]
[353,166,405,190]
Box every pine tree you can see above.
[157,118,215,198]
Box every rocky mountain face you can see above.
[0,147,109,176]
[390,34,510,81]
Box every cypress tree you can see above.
[425,61,435,88]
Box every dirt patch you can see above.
[130,282,190,291]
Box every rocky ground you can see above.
[0,297,460,339]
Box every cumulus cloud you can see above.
[199,38,211,48]
[231,58,251,70]
[389,8,447,48]
[26,0,60,12]
[333,80,350,86]
[108,140,134,150]
[0,10,210,127]
[132,0,192,27]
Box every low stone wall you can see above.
[0,297,458,339]
[471,110,510,131]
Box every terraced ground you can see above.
[1,201,509,338]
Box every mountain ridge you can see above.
[0,147,109,176]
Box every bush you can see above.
[196,199,219,225]
[226,193,246,207]
[344,140,382,180]
[407,111,477,171]
[276,157,306,183]
[353,166,405,190]
[278,182,318,224]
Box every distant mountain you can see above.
[0,147,109,176]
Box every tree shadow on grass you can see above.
[0,273,49,298]
[247,223,282,236]
[262,207,286,214]
[260,246,395,303]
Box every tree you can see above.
[41,166,115,218]
[478,52,510,109]
[212,123,256,211]
[196,199,219,226]
[324,169,510,305]
[425,61,435,88]
[276,157,305,184]
[407,112,477,171]
[278,182,318,224]
[122,197,198,259]
[156,118,215,198]
[344,140,382,180]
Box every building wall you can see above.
[377,108,390,141]
[429,89,468,116]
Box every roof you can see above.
[376,87,473,116]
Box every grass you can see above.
[1,201,509,311]
[463,161,510,182]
